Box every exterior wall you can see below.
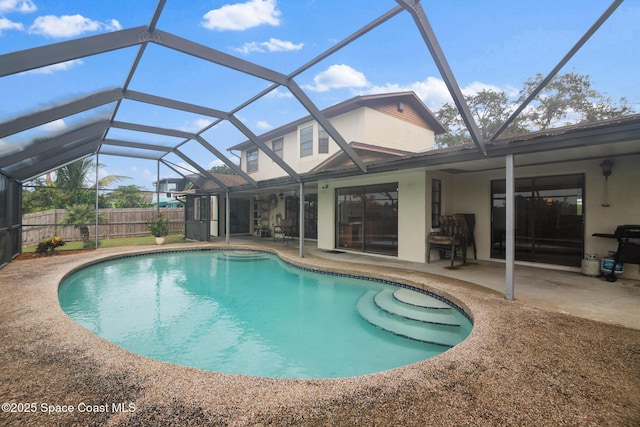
[318,153,639,278]
[317,170,427,263]
[583,155,640,279]
[242,107,436,181]
[360,108,436,152]
[451,154,640,279]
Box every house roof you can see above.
[228,91,446,152]
[203,113,640,195]
[310,141,414,172]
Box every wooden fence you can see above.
[22,208,184,247]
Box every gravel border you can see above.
[1,243,639,426]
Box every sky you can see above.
[1,0,638,190]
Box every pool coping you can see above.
[2,242,639,426]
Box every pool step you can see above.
[374,289,460,326]
[356,291,462,347]
[215,251,270,261]
[393,288,452,309]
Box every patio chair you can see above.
[427,215,467,267]
[275,218,295,244]
[455,213,477,260]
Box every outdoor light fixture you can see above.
[600,159,613,180]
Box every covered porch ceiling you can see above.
[0,0,638,194]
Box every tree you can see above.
[435,72,634,147]
[106,185,153,208]
[519,72,633,130]
[209,164,237,175]
[22,178,65,214]
[23,158,131,213]
[59,203,106,247]
[435,89,529,147]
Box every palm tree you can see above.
[55,158,130,205]
[60,204,106,247]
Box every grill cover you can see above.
[613,225,640,263]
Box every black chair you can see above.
[275,218,294,244]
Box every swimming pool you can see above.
[58,250,472,379]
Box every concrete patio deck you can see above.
[1,240,639,426]
[237,236,640,330]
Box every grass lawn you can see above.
[22,234,192,253]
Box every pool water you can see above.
[58,251,471,379]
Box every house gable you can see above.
[311,142,413,172]
[229,92,445,181]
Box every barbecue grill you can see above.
[594,225,640,282]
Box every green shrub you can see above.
[35,236,65,254]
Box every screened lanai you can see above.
[1,0,639,280]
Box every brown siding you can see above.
[369,100,431,129]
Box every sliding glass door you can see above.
[284,194,318,239]
[491,174,584,266]
[336,183,398,256]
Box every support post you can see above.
[225,191,230,244]
[95,152,100,249]
[299,182,305,258]
[156,160,160,217]
[505,154,515,300]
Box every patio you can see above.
[1,241,638,426]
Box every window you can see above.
[300,126,313,157]
[318,128,329,154]
[431,179,442,228]
[335,183,398,256]
[246,148,258,172]
[491,174,584,267]
[272,138,283,158]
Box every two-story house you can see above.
[181,91,639,280]
[224,91,445,256]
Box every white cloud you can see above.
[39,118,67,132]
[0,16,24,34]
[0,138,13,153]
[461,81,508,97]
[235,37,303,54]
[235,41,262,54]
[28,14,122,38]
[0,0,37,13]
[23,59,83,74]
[255,120,272,130]
[304,64,369,92]
[365,76,452,111]
[262,38,303,52]
[202,0,280,31]
[182,118,213,132]
[364,77,519,111]
[265,87,293,98]
[105,19,122,31]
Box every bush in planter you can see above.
[36,236,65,254]
[148,214,170,237]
